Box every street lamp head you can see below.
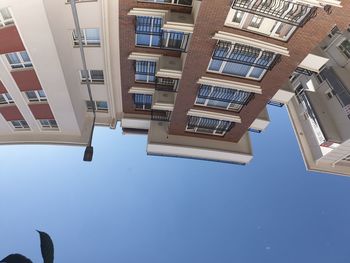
[83,146,94,162]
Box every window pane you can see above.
[6,53,20,64]
[96,101,108,110]
[0,8,12,20]
[85,29,100,42]
[25,91,37,100]
[37,90,46,98]
[20,51,30,62]
[136,34,151,46]
[90,70,104,81]
[208,59,223,71]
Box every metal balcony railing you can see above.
[187,116,234,134]
[155,77,179,92]
[268,100,284,107]
[231,0,317,27]
[295,66,314,76]
[213,41,281,70]
[197,85,253,105]
[151,110,172,121]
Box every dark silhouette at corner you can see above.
[1,231,54,263]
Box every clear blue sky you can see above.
[1,106,350,263]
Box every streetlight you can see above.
[69,0,96,162]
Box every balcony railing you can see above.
[295,66,313,76]
[212,41,281,70]
[155,77,179,92]
[187,116,235,134]
[231,0,316,27]
[268,100,284,107]
[151,110,171,121]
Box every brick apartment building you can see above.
[0,0,349,175]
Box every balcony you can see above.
[147,119,253,164]
[151,110,171,121]
[152,90,176,111]
[155,77,179,92]
[231,0,316,27]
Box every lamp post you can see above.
[69,0,96,161]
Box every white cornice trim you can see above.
[128,87,155,95]
[213,31,290,56]
[197,77,262,94]
[128,52,162,61]
[187,109,242,123]
[127,8,168,18]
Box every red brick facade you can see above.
[120,0,350,142]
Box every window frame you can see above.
[5,51,33,69]
[86,100,108,112]
[135,60,157,83]
[0,92,14,105]
[0,7,14,27]
[72,28,101,47]
[133,93,153,110]
[10,120,30,130]
[24,90,47,102]
[80,70,104,84]
[39,119,59,130]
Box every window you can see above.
[138,0,192,6]
[6,51,32,69]
[208,41,277,80]
[232,10,244,23]
[86,100,108,112]
[186,116,233,136]
[135,16,189,51]
[195,85,253,112]
[135,61,156,83]
[25,90,47,102]
[249,15,263,28]
[0,7,14,27]
[0,93,14,104]
[10,120,29,130]
[338,39,350,59]
[133,94,152,110]
[80,70,104,83]
[72,28,100,46]
[226,5,299,41]
[136,16,162,47]
[230,0,313,27]
[39,119,58,130]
